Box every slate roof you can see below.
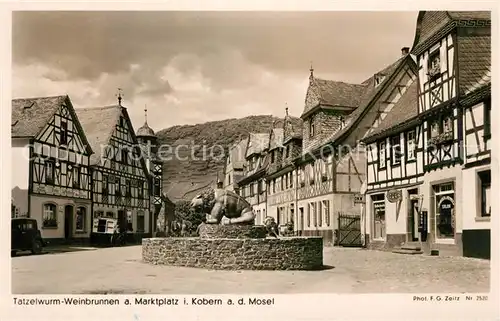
[228,138,248,170]
[269,128,284,151]
[246,133,269,157]
[283,116,303,142]
[302,77,368,116]
[74,105,123,165]
[136,122,156,137]
[411,11,491,55]
[458,35,491,95]
[11,95,93,154]
[362,81,419,141]
[306,56,407,153]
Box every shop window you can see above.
[433,182,455,240]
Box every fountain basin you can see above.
[142,236,323,270]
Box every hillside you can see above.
[156,115,293,202]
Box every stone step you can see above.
[392,248,424,255]
[401,244,421,251]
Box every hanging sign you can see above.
[354,194,365,204]
[387,189,402,203]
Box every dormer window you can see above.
[375,74,385,87]
[339,115,345,129]
[309,121,315,137]
[427,50,441,79]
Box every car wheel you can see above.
[31,240,42,255]
[11,250,16,257]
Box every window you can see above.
[116,179,121,196]
[430,121,440,138]
[102,175,109,195]
[309,120,315,137]
[73,166,80,188]
[154,178,161,196]
[391,136,401,165]
[43,203,57,228]
[307,203,311,227]
[60,121,68,145]
[433,182,455,240]
[318,201,323,227]
[137,211,145,232]
[126,211,133,232]
[478,171,491,217]
[271,151,275,163]
[311,203,317,227]
[372,194,385,239]
[427,49,441,79]
[138,181,145,199]
[378,141,386,169]
[105,211,114,218]
[45,161,55,184]
[406,130,416,161]
[75,207,86,232]
[290,172,294,188]
[93,210,104,219]
[126,180,132,197]
[121,148,129,165]
[484,98,491,139]
[443,116,453,133]
[323,200,330,226]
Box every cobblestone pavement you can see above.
[11,246,490,294]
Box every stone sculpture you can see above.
[190,187,255,225]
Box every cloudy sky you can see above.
[12,11,418,132]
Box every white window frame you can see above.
[433,182,455,244]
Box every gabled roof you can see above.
[302,76,368,117]
[11,95,93,154]
[362,81,419,143]
[246,133,269,157]
[74,105,122,165]
[458,35,491,96]
[228,137,248,170]
[269,128,284,151]
[411,11,491,55]
[75,105,149,175]
[305,55,410,153]
[283,115,303,143]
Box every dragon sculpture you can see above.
[190,187,255,225]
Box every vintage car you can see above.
[11,218,46,256]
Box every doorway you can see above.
[408,189,419,242]
[64,205,74,240]
[117,210,126,232]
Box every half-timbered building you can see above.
[11,95,94,242]
[361,81,424,250]
[293,51,417,245]
[75,101,152,241]
[238,133,269,224]
[409,11,491,257]
[266,110,303,232]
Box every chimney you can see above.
[401,47,410,56]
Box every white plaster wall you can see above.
[11,139,30,190]
[462,165,491,231]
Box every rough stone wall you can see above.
[198,224,267,239]
[142,237,323,270]
[303,110,342,153]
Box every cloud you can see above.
[12,11,419,132]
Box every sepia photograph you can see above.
[8,8,493,301]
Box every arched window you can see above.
[76,207,86,232]
[43,203,57,228]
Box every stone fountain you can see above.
[142,187,323,270]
